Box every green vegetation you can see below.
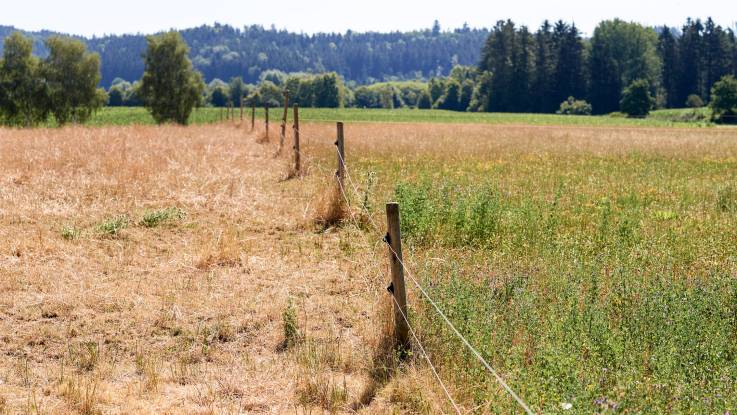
[140,207,185,228]
[96,215,129,236]
[710,75,737,123]
[140,31,204,125]
[42,36,105,125]
[557,97,592,115]
[0,33,103,126]
[74,106,734,128]
[383,149,737,413]
[620,79,655,117]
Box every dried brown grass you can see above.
[0,123,380,413]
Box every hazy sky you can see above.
[3,0,736,37]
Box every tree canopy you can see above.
[140,32,204,125]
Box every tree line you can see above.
[0,22,489,87]
[3,17,737,126]
[0,33,105,126]
[471,18,737,115]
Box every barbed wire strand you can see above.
[390,294,462,414]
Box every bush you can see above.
[685,94,704,108]
[709,75,737,124]
[557,96,592,115]
[620,79,654,117]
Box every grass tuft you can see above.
[96,215,129,237]
[140,207,185,228]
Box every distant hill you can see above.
[0,23,489,87]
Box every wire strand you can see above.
[384,242,534,415]
[390,294,463,414]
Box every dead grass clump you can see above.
[296,372,349,413]
[196,229,242,270]
[59,376,101,415]
[313,184,348,229]
[134,351,160,393]
[68,342,101,373]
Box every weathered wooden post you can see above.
[293,104,300,174]
[240,97,244,122]
[251,104,256,131]
[228,102,233,121]
[219,106,223,122]
[279,92,290,154]
[265,104,270,140]
[386,203,409,349]
[335,122,345,190]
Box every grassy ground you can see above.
[298,122,737,413]
[79,106,723,128]
[2,119,737,413]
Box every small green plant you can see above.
[361,171,377,214]
[282,300,301,349]
[140,207,185,228]
[96,215,129,236]
[61,225,81,240]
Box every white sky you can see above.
[2,0,736,37]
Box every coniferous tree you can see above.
[677,19,703,105]
[657,27,680,108]
[479,20,517,112]
[552,22,586,106]
[702,18,732,99]
[509,26,533,112]
[532,21,555,112]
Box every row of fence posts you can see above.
[253,100,411,348]
[213,94,410,348]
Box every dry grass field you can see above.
[1,120,737,413]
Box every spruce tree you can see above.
[657,27,680,108]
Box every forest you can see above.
[0,22,488,86]
[2,18,737,123]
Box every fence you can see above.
[248,105,535,414]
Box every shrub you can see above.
[685,94,705,108]
[557,96,592,115]
[710,75,737,124]
[620,79,654,117]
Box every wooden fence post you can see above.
[240,97,244,122]
[219,106,223,122]
[386,202,410,349]
[280,92,290,154]
[265,105,269,139]
[251,104,256,131]
[293,104,300,174]
[229,103,233,121]
[335,122,345,190]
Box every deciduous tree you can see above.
[140,31,204,125]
